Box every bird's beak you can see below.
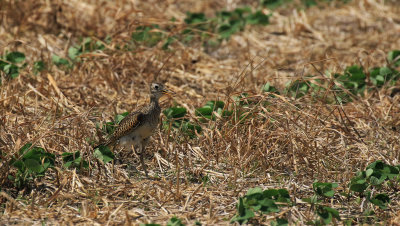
[162,88,175,96]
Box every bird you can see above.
[94,82,174,177]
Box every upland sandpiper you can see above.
[95,82,174,177]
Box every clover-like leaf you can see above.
[164,107,187,119]
[94,146,114,164]
[6,51,25,64]
[24,159,44,173]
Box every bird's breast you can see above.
[118,123,155,148]
[135,122,156,139]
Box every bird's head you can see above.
[150,82,174,100]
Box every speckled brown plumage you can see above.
[101,104,157,148]
[94,82,173,177]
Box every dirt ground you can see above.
[1,0,400,225]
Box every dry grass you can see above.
[1,0,400,225]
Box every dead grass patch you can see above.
[1,0,400,224]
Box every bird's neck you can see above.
[148,95,161,122]
[150,95,160,109]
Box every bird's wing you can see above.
[101,111,144,147]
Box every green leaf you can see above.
[181,121,202,137]
[246,187,263,196]
[43,152,55,163]
[379,67,392,76]
[369,175,384,185]
[167,216,185,226]
[313,182,337,198]
[231,208,254,225]
[261,188,290,204]
[94,146,115,164]
[285,80,310,98]
[14,144,54,173]
[261,0,288,9]
[197,100,225,120]
[346,65,365,82]
[369,193,390,209]
[163,108,200,138]
[384,165,400,179]
[68,46,80,60]
[195,106,213,116]
[95,41,105,50]
[218,11,233,21]
[302,195,320,204]
[270,218,289,226]
[263,189,279,198]
[365,168,373,177]
[19,143,33,155]
[82,37,92,50]
[12,160,24,172]
[24,158,44,173]
[164,107,187,119]
[63,161,72,168]
[33,61,45,74]
[258,199,280,213]
[234,7,252,15]
[370,67,394,87]
[324,190,334,197]
[324,207,340,219]
[238,196,245,216]
[363,209,375,217]
[62,151,79,159]
[162,36,176,50]
[102,121,116,135]
[184,12,208,25]
[262,82,279,94]
[231,197,255,225]
[0,61,6,71]
[246,10,270,25]
[52,55,70,66]
[131,26,164,47]
[62,151,86,169]
[132,27,149,42]
[388,50,400,66]
[114,112,129,124]
[8,175,15,181]
[317,206,340,225]
[302,0,317,7]
[364,160,399,184]
[3,64,20,78]
[367,160,384,170]
[334,66,367,96]
[23,147,46,160]
[222,110,233,117]
[349,182,368,193]
[276,189,291,203]
[217,24,235,40]
[6,51,25,64]
[205,101,224,109]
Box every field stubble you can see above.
[1,0,400,225]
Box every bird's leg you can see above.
[121,138,140,175]
[140,138,150,177]
[125,144,140,176]
[139,152,148,178]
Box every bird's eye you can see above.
[154,84,159,89]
